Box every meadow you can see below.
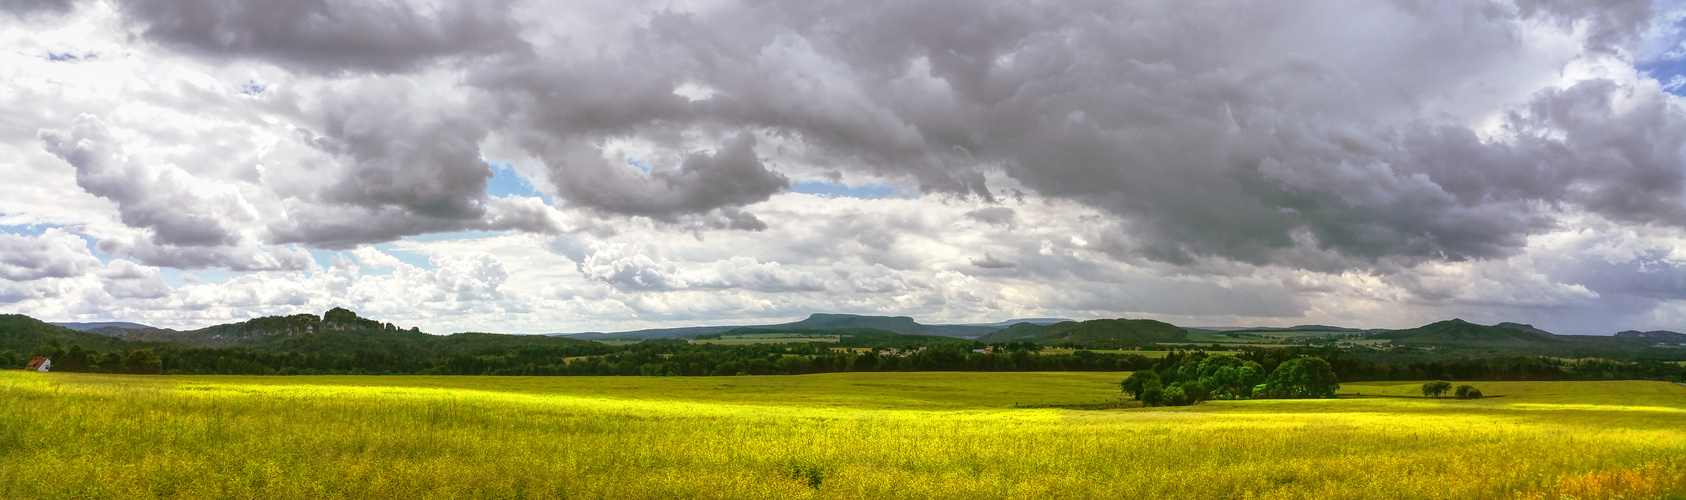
[1,371,1683,499]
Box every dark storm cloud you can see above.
[1,0,74,17]
[264,82,562,247]
[39,114,250,248]
[970,253,1018,269]
[36,0,1676,275]
[115,0,526,74]
[266,196,562,249]
[965,207,1017,227]
[301,85,492,219]
[532,132,787,227]
[93,235,315,271]
[468,0,1678,268]
[1517,0,1655,53]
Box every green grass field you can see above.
[2,371,1683,499]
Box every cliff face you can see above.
[1614,330,1686,342]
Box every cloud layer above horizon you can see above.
[3,0,1686,334]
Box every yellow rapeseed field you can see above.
[1,371,1682,499]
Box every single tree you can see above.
[1140,385,1166,407]
[126,349,163,375]
[1454,385,1482,399]
[1161,385,1189,406]
[1120,371,1162,399]
[1261,357,1340,399]
[1197,356,1266,399]
[1422,380,1453,398]
[59,345,91,372]
[95,351,124,373]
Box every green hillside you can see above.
[981,318,1187,347]
[720,326,970,348]
[0,306,606,372]
[0,314,133,353]
[1373,319,1562,346]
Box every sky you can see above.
[2,0,1686,335]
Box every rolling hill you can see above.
[1371,319,1563,346]
[981,318,1187,347]
[5,308,600,358]
[557,313,1015,341]
[0,315,134,353]
[51,321,157,333]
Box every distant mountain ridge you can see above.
[1,315,132,352]
[981,318,1187,347]
[1614,330,1686,342]
[555,313,1061,340]
[1372,319,1563,346]
[69,307,419,347]
[6,308,597,360]
[52,321,157,333]
[1227,325,1368,333]
[11,311,1684,358]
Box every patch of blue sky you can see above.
[627,157,652,175]
[373,243,433,271]
[788,180,905,199]
[484,162,550,203]
[1639,58,1686,95]
[0,223,54,237]
[307,249,342,271]
[1640,20,1686,96]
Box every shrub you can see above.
[1455,385,1482,399]
[1422,380,1453,398]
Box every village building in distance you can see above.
[23,357,50,372]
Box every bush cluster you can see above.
[1120,352,1340,406]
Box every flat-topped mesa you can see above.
[1614,330,1686,342]
[320,307,403,332]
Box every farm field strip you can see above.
[2,372,1683,499]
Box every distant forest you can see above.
[3,310,1683,383]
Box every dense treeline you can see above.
[6,332,1683,383]
[1241,347,1686,382]
[2,340,1161,376]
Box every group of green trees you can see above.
[1118,351,1342,406]
[1,345,162,374]
[1420,380,1483,399]
[1245,347,1686,383]
[6,339,1164,377]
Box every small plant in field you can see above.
[1454,385,1482,399]
[782,460,833,488]
[1422,380,1452,398]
